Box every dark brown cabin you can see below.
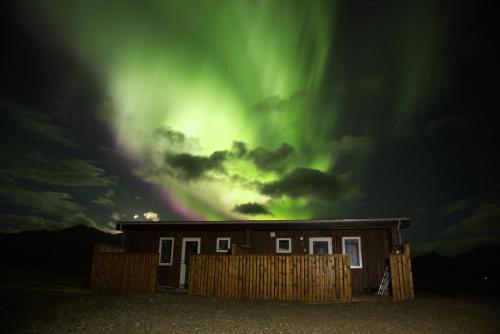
[116,218,410,293]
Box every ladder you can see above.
[376,265,390,295]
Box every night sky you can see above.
[2,0,498,255]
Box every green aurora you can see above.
[26,0,443,220]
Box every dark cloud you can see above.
[7,103,80,149]
[154,126,186,144]
[439,198,475,216]
[413,236,500,256]
[230,141,248,158]
[152,126,200,153]
[64,212,98,229]
[0,212,100,233]
[232,202,271,216]
[440,201,500,237]
[91,189,115,207]
[249,143,294,171]
[230,141,294,171]
[1,157,114,187]
[413,200,500,255]
[165,150,227,181]
[0,214,60,233]
[260,167,354,203]
[0,184,84,216]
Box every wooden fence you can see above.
[187,255,352,303]
[90,248,158,293]
[390,244,415,301]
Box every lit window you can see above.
[159,237,174,266]
[276,238,292,253]
[342,237,363,269]
[216,237,231,253]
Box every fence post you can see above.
[403,243,411,257]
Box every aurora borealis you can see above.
[2,0,499,255]
[29,0,339,221]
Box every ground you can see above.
[1,285,499,334]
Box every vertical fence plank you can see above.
[390,255,400,301]
[263,256,268,300]
[327,256,332,302]
[207,256,213,297]
[250,255,254,299]
[257,256,261,299]
[398,255,405,300]
[223,256,229,298]
[346,255,352,302]
[340,256,346,301]
[406,254,415,300]
[236,255,240,299]
[317,256,323,302]
[230,255,234,298]
[269,256,274,299]
[307,256,314,303]
[261,256,266,300]
[401,256,408,300]
[290,257,295,301]
[227,256,232,299]
[233,255,238,299]
[285,256,290,301]
[243,256,248,299]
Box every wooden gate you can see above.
[90,245,158,293]
[390,244,415,301]
[187,255,352,303]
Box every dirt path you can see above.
[2,289,499,333]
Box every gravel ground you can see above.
[1,288,499,334]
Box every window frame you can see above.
[216,237,231,253]
[342,236,363,269]
[158,237,175,266]
[276,238,292,253]
[308,237,332,254]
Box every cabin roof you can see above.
[116,218,410,231]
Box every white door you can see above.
[309,237,332,254]
[180,238,201,288]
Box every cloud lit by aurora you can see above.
[28,0,349,220]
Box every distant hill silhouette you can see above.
[0,225,121,285]
[412,251,458,279]
[412,245,500,295]
[413,245,500,280]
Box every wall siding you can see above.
[123,228,393,293]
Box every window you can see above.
[309,237,332,254]
[342,237,363,269]
[159,237,174,266]
[276,238,292,253]
[216,237,231,253]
